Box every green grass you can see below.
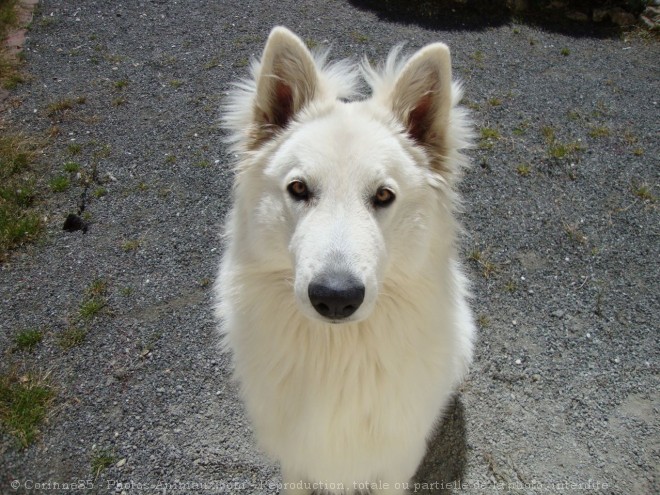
[0,0,24,90]
[58,326,87,349]
[516,163,531,177]
[113,79,128,90]
[564,222,588,245]
[479,127,501,150]
[47,98,74,117]
[471,50,485,63]
[63,161,81,173]
[588,126,611,138]
[91,450,115,477]
[481,127,500,140]
[633,184,655,202]
[541,126,555,143]
[351,31,369,43]
[169,79,183,88]
[0,134,42,259]
[119,286,133,297]
[468,249,497,278]
[548,141,584,160]
[560,48,570,56]
[14,329,42,351]
[79,298,105,319]
[67,143,82,155]
[512,120,529,136]
[488,97,502,107]
[93,187,107,198]
[476,314,490,328]
[203,58,220,70]
[78,279,108,320]
[49,175,70,192]
[0,1,19,39]
[0,371,54,448]
[121,239,141,252]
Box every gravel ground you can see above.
[1,1,658,494]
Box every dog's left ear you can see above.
[390,44,453,162]
[253,27,319,139]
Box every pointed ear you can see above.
[390,43,453,160]
[253,27,318,139]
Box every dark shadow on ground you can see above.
[412,395,468,493]
[349,0,623,38]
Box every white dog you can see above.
[215,27,475,494]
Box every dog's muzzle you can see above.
[308,271,365,320]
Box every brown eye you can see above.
[373,187,395,208]
[287,180,310,201]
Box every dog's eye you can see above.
[373,187,395,208]
[287,180,310,201]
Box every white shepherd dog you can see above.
[215,27,476,494]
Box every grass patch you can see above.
[67,143,82,155]
[0,0,19,39]
[203,57,220,70]
[588,126,610,138]
[119,286,133,297]
[0,0,25,90]
[541,126,555,143]
[516,163,531,177]
[14,329,43,352]
[633,183,655,202]
[564,222,588,245]
[0,371,55,448]
[169,79,184,89]
[542,126,584,161]
[548,141,584,160]
[468,249,497,278]
[351,31,369,43]
[47,98,74,117]
[476,315,490,328]
[91,450,116,477]
[63,161,81,173]
[79,298,105,319]
[78,278,108,320]
[512,120,529,136]
[481,127,500,140]
[479,127,500,150]
[121,239,141,252]
[48,175,70,192]
[560,48,570,56]
[471,50,484,64]
[0,133,43,259]
[58,326,87,349]
[93,187,107,198]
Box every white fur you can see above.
[215,27,476,495]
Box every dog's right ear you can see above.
[253,27,318,141]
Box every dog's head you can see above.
[224,27,471,324]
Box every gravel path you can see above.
[1,1,658,494]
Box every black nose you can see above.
[308,272,365,320]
